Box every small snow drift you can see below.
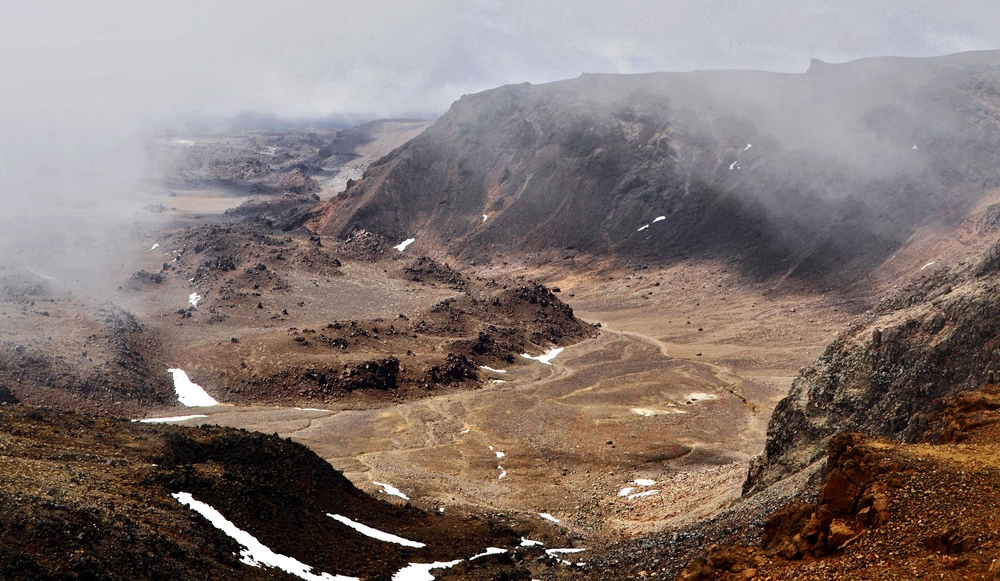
[137,414,208,424]
[480,366,507,373]
[627,490,659,500]
[521,347,564,365]
[167,369,219,407]
[539,513,560,523]
[393,238,415,252]
[391,560,462,581]
[469,547,507,560]
[188,292,202,307]
[173,493,357,581]
[328,514,426,548]
[652,216,666,223]
[373,481,410,500]
[683,392,718,405]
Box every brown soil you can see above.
[673,385,1000,580]
[0,404,532,580]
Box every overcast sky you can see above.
[3,0,999,125]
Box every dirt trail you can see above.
[166,321,771,540]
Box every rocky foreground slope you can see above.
[0,402,539,580]
[311,51,1000,288]
[675,386,1000,580]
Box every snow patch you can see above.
[470,547,507,560]
[627,490,660,500]
[148,243,159,251]
[394,238,415,252]
[631,407,684,416]
[495,450,506,459]
[137,414,207,424]
[498,467,507,479]
[520,538,544,547]
[545,548,586,565]
[633,479,656,486]
[683,392,718,405]
[539,513,560,523]
[652,216,665,223]
[373,482,410,500]
[392,560,463,581]
[480,366,507,373]
[167,369,219,407]
[729,161,739,170]
[618,487,634,497]
[295,407,329,412]
[328,514,425,548]
[188,293,202,307]
[637,224,649,232]
[173,493,357,581]
[521,347,563,365]
[921,261,935,271]
[482,214,489,222]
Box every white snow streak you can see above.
[921,261,935,270]
[373,482,410,500]
[482,214,489,222]
[172,493,357,581]
[480,366,507,373]
[652,216,665,223]
[148,243,159,251]
[633,479,656,486]
[327,514,425,548]
[521,347,563,365]
[188,292,202,307]
[520,538,544,547]
[545,548,586,565]
[745,143,753,151]
[637,224,649,232]
[498,467,507,479]
[470,547,507,560]
[627,490,660,500]
[394,238,415,252]
[618,487,634,497]
[495,450,506,459]
[138,414,208,424]
[167,369,219,407]
[539,513,560,523]
[391,560,462,581]
[729,161,739,170]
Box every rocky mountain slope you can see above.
[746,222,1000,494]
[0,404,534,580]
[311,51,1000,288]
[675,385,1000,580]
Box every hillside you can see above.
[0,405,533,580]
[310,51,1000,289]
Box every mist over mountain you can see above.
[312,50,1000,289]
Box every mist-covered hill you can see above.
[311,50,1000,288]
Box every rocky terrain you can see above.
[0,403,542,580]
[10,50,1000,580]
[310,51,1000,290]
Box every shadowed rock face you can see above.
[311,50,1000,288]
[745,234,1000,493]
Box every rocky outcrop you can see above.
[746,240,1000,493]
